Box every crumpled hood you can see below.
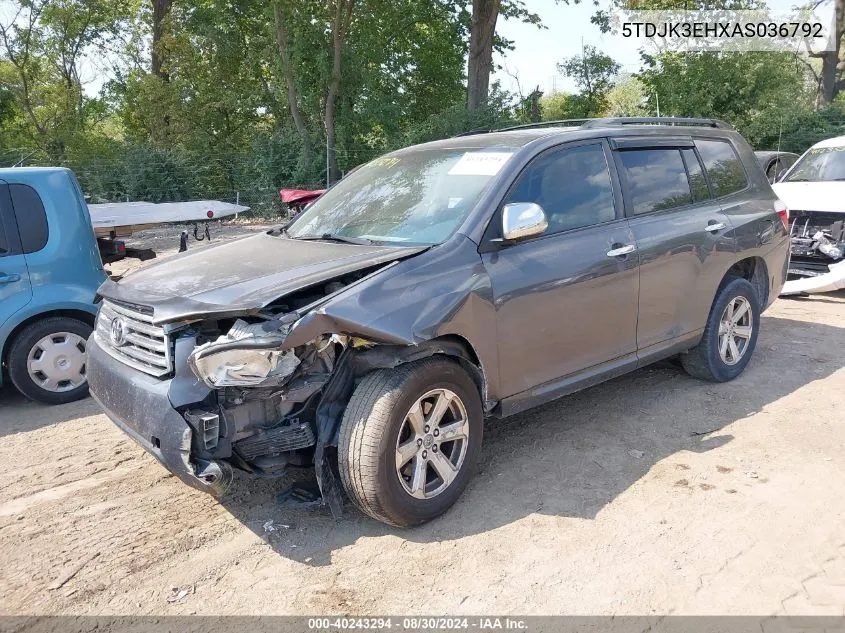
[98,231,425,323]
[772,181,845,213]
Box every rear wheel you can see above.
[338,358,483,527]
[8,317,93,405]
[681,277,760,382]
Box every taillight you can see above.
[774,199,789,230]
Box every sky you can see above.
[492,0,834,98]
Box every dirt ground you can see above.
[1,225,844,615]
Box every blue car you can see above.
[0,167,105,404]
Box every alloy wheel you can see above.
[395,388,470,499]
[718,296,753,366]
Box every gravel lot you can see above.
[1,223,844,615]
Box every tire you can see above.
[8,317,93,405]
[680,277,761,382]
[338,357,483,527]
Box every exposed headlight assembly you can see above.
[188,319,300,388]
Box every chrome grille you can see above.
[96,300,172,377]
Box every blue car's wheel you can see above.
[8,317,92,405]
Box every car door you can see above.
[612,138,736,357]
[480,139,639,400]
[0,181,33,329]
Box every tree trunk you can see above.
[273,2,311,170]
[324,0,355,185]
[466,0,500,111]
[151,0,172,79]
[813,0,845,105]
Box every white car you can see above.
[772,135,845,295]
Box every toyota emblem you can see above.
[110,317,127,347]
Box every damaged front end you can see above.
[170,276,384,516]
[782,211,845,295]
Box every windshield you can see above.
[785,146,845,182]
[286,148,514,245]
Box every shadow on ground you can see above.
[0,386,102,436]
[213,313,844,566]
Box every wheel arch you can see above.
[722,256,769,307]
[2,308,96,368]
[350,334,491,412]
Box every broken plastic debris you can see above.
[166,585,193,604]
[262,520,290,533]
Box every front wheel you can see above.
[681,277,761,382]
[7,317,93,405]
[337,357,483,527]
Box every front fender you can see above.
[282,234,501,401]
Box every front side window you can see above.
[696,139,747,196]
[783,146,845,183]
[504,143,616,235]
[287,148,514,246]
[618,148,693,215]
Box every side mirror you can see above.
[501,202,548,241]
[776,168,788,183]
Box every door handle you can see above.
[704,222,727,233]
[606,244,636,257]
[0,273,21,284]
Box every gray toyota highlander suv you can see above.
[87,117,790,526]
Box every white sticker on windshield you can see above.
[448,152,513,176]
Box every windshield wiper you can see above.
[292,233,374,245]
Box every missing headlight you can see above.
[188,318,300,388]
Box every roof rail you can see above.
[452,128,495,137]
[453,116,733,137]
[493,119,592,132]
[581,117,733,129]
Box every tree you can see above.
[604,75,647,116]
[540,91,583,120]
[0,0,131,157]
[557,45,620,117]
[273,2,311,170]
[637,51,815,146]
[466,0,543,111]
[807,0,845,106]
[466,0,500,111]
[324,0,356,183]
[151,0,173,78]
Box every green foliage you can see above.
[638,51,815,147]
[540,92,586,121]
[1,0,840,215]
[557,45,620,117]
[604,75,648,117]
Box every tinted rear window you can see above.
[10,184,48,253]
[0,201,8,255]
[618,148,693,215]
[696,139,747,197]
[682,148,710,201]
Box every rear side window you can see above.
[696,139,747,197]
[505,143,616,235]
[10,184,48,253]
[681,148,710,201]
[0,200,9,255]
[617,148,693,215]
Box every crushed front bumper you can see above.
[87,334,231,495]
